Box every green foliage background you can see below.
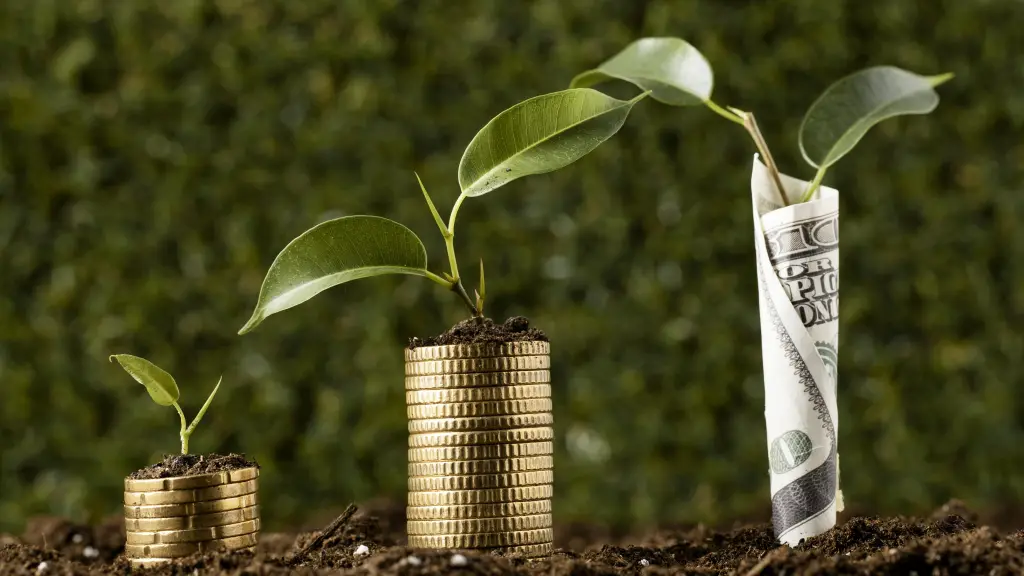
[2,0,1022,533]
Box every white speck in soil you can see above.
[451,553,468,566]
[71,534,83,544]
[83,546,99,559]
[354,544,370,557]
[36,561,49,573]
[406,555,422,566]
[640,558,650,567]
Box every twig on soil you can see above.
[290,504,358,564]
[741,547,784,576]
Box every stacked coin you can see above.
[405,341,554,557]
[123,467,261,567]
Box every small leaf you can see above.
[239,216,431,334]
[570,37,713,106]
[457,88,645,198]
[799,66,950,169]
[110,354,179,406]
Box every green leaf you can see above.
[109,354,179,406]
[239,215,430,334]
[570,37,713,106]
[799,66,952,169]
[457,88,645,198]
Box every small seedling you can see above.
[237,88,648,333]
[571,37,952,204]
[109,354,221,454]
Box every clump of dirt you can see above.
[2,500,1023,575]
[128,453,258,480]
[19,515,124,564]
[409,316,548,348]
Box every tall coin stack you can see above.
[123,467,261,567]
[405,341,554,557]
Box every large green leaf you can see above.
[570,37,713,106]
[109,354,179,406]
[799,66,952,168]
[239,215,430,334]
[457,88,645,197]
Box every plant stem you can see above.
[800,165,828,203]
[442,192,481,317]
[173,402,189,455]
[705,100,745,125]
[732,109,789,207]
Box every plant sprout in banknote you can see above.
[570,37,953,204]
[110,354,222,455]
[236,88,647,334]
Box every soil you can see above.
[3,499,1024,575]
[409,317,548,348]
[128,453,258,480]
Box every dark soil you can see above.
[409,317,548,348]
[128,453,258,480]
[3,499,1024,575]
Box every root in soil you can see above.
[3,499,1024,575]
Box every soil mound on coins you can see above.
[129,452,258,479]
[410,316,548,348]
[3,499,1024,575]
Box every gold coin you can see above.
[124,505,259,532]
[123,479,258,506]
[126,518,260,545]
[408,413,554,434]
[407,384,550,405]
[406,528,553,548]
[124,467,259,492]
[407,500,552,520]
[127,546,256,566]
[405,371,550,391]
[408,470,554,491]
[405,356,549,376]
[407,485,553,505]
[408,455,553,477]
[407,514,552,535]
[408,427,553,447]
[404,342,550,362]
[124,532,259,559]
[408,442,553,462]
[124,493,259,519]
[488,542,554,557]
[407,399,552,419]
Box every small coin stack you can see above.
[405,341,554,557]
[123,467,261,567]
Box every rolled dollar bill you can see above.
[750,154,843,546]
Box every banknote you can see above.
[750,154,843,546]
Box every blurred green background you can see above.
[2,0,1022,535]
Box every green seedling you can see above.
[571,37,952,204]
[237,88,648,333]
[109,354,221,454]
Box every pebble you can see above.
[406,555,422,566]
[353,544,370,557]
[83,546,99,559]
[71,534,83,544]
[640,558,650,567]
[451,553,468,566]
[36,561,48,573]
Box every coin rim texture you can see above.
[406,513,552,535]
[406,384,551,405]
[405,356,549,376]
[124,532,259,558]
[408,427,553,447]
[407,485,553,505]
[405,371,550,391]
[407,470,554,491]
[406,398,552,419]
[488,542,554,557]
[406,500,553,520]
[124,493,259,519]
[408,442,554,462]
[125,518,261,545]
[407,455,553,477]
[406,528,553,548]
[124,467,259,492]
[124,505,260,532]
[408,413,554,433]
[404,342,550,361]
[123,479,259,505]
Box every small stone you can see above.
[451,553,468,566]
[640,558,650,567]
[36,561,48,573]
[406,555,422,566]
[353,544,370,557]
[71,534,83,544]
[83,546,99,559]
